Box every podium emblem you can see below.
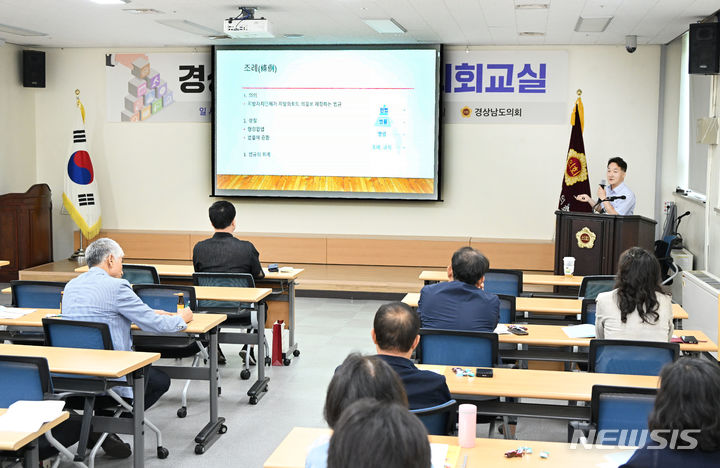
[576,227,596,249]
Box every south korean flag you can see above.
[63,97,102,239]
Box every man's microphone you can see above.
[599,179,606,189]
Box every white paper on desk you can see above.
[596,449,635,468]
[494,324,510,334]
[562,324,596,338]
[430,443,448,468]
[0,400,65,432]
[0,306,35,319]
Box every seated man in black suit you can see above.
[418,246,499,332]
[372,302,451,410]
[193,200,265,364]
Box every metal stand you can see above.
[69,233,87,264]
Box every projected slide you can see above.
[213,46,440,199]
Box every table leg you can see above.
[22,440,39,468]
[247,301,270,405]
[193,326,226,454]
[132,368,145,468]
[285,279,299,361]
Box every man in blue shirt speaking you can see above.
[62,238,193,457]
[575,157,636,215]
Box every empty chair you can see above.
[581,298,597,325]
[419,329,499,367]
[0,355,82,466]
[132,284,208,418]
[121,264,160,285]
[42,318,169,463]
[410,399,457,436]
[569,385,657,445]
[578,275,615,300]
[9,280,65,344]
[589,339,679,376]
[484,269,523,297]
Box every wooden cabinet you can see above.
[0,184,53,281]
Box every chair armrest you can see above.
[567,420,594,443]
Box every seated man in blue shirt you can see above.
[418,247,499,332]
[372,302,451,410]
[575,156,636,215]
[62,238,193,458]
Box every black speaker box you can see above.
[689,23,720,75]
[22,50,45,88]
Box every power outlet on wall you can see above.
[664,201,675,215]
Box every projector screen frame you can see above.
[211,43,443,202]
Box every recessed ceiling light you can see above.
[575,16,613,33]
[91,0,131,4]
[363,18,406,34]
[123,8,162,14]
[519,32,545,37]
[156,19,223,36]
[283,34,304,38]
[515,3,549,10]
[0,23,48,36]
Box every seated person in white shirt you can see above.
[575,157,636,215]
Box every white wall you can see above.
[0,43,37,194]
[27,45,662,259]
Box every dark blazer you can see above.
[621,446,720,468]
[375,354,451,410]
[417,280,499,332]
[192,232,264,278]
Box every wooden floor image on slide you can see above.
[216,175,434,193]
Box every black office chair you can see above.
[410,399,457,436]
[580,299,597,325]
[122,264,160,284]
[132,284,209,418]
[0,355,81,465]
[192,272,270,379]
[484,269,523,297]
[588,339,679,376]
[578,275,615,300]
[497,294,516,324]
[42,318,169,462]
[9,280,66,345]
[568,385,657,445]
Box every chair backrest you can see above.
[132,284,197,312]
[581,299,597,325]
[410,399,457,436]
[122,264,160,285]
[42,318,114,351]
[578,275,616,300]
[418,329,498,367]
[497,294,516,324]
[0,355,52,406]
[591,385,657,445]
[588,339,679,376]
[10,280,65,308]
[484,269,523,297]
[192,272,255,310]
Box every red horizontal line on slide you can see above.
[242,87,413,90]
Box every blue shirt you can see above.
[418,281,499,332]
[605,182,635,215]
[62,267,187,397]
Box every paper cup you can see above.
[563,256,575,276]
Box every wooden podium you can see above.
[554,210,656,276]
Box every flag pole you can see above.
[68,89,87,264]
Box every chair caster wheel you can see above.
[265,356,272,366]
[240,369,251,380]
[283,358,291,366]
[177,407,187,418]
[293,349,300,357]
[218,424,228,434]
[157,447,169,459]
[195,444,205,455]
[249,396,258,405]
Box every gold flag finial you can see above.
[577,89,582,96]
[75,89,86,124]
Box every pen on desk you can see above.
[461,454,468,468]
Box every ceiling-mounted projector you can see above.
[224,7,273,38]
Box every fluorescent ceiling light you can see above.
[91,0,130,4]
[0,23,47,36]
[123,8,162,14]
[575,16,613,33]
[515,2,549,10]
[156,19,223,36]
[519,32,545,37]
[363,18,406,34]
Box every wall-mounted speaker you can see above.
[689,22,720,75]
[22,50,45,88]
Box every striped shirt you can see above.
[62,267,187,397]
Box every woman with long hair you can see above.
[595,247,673,341]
